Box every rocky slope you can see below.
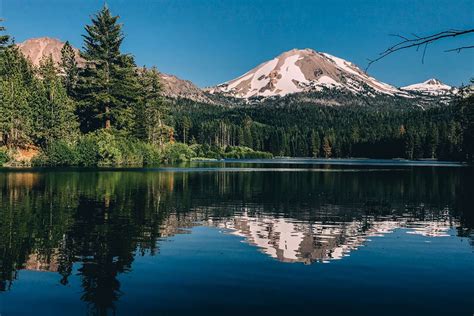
[17,37,86,67]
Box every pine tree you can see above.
[60,41,79,96]
[36,55,79,145]
[137,66,170,146]
[405,132,414,159]
[0,46,37,147]
[322,136,332,158]
[77,5,138,132]
[310,129,320,157]
[427,123,439,158]
[182,116,192,144]
[0,19,10,49]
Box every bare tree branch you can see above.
[445,45,474,53]
[366,29,474,70]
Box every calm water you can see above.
[0,160,473,316]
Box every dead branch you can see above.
[366,29,474,70]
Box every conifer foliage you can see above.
[60,41,79,96]
[77,5,138,132]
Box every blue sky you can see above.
[1,0,473,87]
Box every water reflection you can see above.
[209,209,458,264]
[0,165,472,314]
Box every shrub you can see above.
[162,142,195,163]
[93,130,123,166]
[35,141,78,166]
[0,147,9,165]
[190,145,273,160]
[76,135,99,166]
[139,143,162,165]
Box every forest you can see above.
[0,6,473,166]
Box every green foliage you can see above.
[36,55,79,146]
[34,140,78,166]
[0,19,10,49]
[0,147,9,165]
[136,67,173,145]
[161,142,195,163]
[60,41,78,96]
[34,131,163,167]
[190,144,272,159]
[222,146,273,159]
[0,46,38,148]
[171,96,470,161]
[76,6,140,132]
[76,135,99,166]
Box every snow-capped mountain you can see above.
[401,78,457,96]
[208,48,408,98]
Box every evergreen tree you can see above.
[310,129,320,157]
[137,67,171,146]
[0,19,10,49]
[60,41,79,96]
[76,5,138,132]
[0,46,38,147]
[36,55,79,145]
[322,136,332,158]
[459,82,474,162]
[427,123,439,158]
[182,116,192,144]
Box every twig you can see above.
[366,29,474,70]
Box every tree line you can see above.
[171,93,473,161]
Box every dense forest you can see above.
[171,95,473,160]
[0,6,473,166]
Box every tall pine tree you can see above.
[0,19,10,49]
[0,46,38,147]
[76,5,138,132]
[36,55,79,145]
[136,67,168,145]
[60,41,79,97]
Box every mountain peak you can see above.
[209,48,403,98]
[401,78,455,96]
[17,37,86,67]
[423,78,444,85]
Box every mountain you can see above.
[400,78,457,96]
[16,38,458,106]
[158,72,214,103]
[17,37,211,103]
[208,48,408,99]
[17,37,86,67]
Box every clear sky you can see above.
[1,0,473,87]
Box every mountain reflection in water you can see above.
[0,163,473,315]
[210,210,459,264]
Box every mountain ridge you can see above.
[16,37,458,105]
[16,37,212,103]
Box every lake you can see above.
[0,159,473,315]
